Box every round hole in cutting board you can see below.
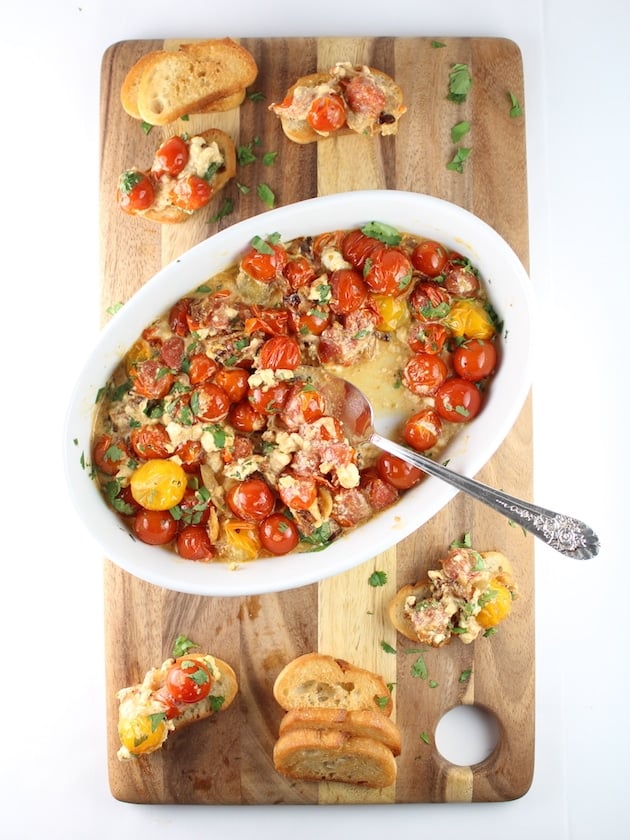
[435,704,500,766]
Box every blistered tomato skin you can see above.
[93,224,501,564]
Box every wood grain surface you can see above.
[100,36,534,805]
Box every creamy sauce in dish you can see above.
[91,223,501,565]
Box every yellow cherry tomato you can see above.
[443,299,495,340]
[130,459,187,511]
[371,294,410,333]
[476,578,513,629]
[223,519,261,562]
[125,338,152,375]
[118,714,168,756]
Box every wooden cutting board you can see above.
[100,36,534,804]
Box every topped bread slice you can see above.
[273,653,394,717]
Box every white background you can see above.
[1,1,626,837]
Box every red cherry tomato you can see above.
[452,339,498,381]
[258,336,302,370]
[434,378,483,423]
[307,93,346,133]
[153,135,189,177]
[191,383,230,422]
[174,439,205,473]
[170,175,212,211]
[411,240,449,277]
[401,408,443,452]
[283,256,316,289]
[363,247,413,296]
[248,382,290,415]
[176,525,215,561]
[226,478,275,522]
[133,509,178,545]
[166,657,213,704]
[329,269,368,315]
[228,401,266,433]
[241,243,288,282]
[402,353,448,396]
[289,308,331,336]
[343,76,387,117]
[93,434,129,476]
[375,452,424,490]
[407,322,449,355]
[130,424,171,460]
[169,298,192,336]
[278,474,318,511]
[130,359,174,399]
[408,281,451,321]
[259,513,299,555]
[117,170,155,213]
[341,229,382,269]
[214,368,250,402]
[188,353,220,385]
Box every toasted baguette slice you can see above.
[388,579,437,643]
[270,63,406,144]
[278,708,401,756]
[273,728,397,788]
[116,654,238,761]
[273,653,393,717]
[136,38,258,125]
[121,50,246,119]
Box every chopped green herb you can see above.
[450,532,473,549]
[361,221,402,245]
[508,91,523,117]
[237,141,257,165]
[429,679,439,688]
[248,91,266,101]
[257,183,276,208]
[459,668,473,683]
[411,655,428,680]
[208,197,234,223]
[380,640,397,654]
[106,302,123,316]
[209,695,225,713]
[419,731,431,745]
[376,695,390,710]
[172,635,198,657]
[368,570,388,587]
[251,235,274,254]
[140,121,153,135]
[147,712,167,732]
[237,182,251,194]
[447,63,472,102]
[446,147,472,173]
[431,40,446,48]
[263,151,278,166]
[451,120,471,143]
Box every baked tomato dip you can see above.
[91,222,501,564]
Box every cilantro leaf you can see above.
[446,147,472,173]
[447,63,472,102]
[361,221,402,245]
[451,120,471,143]
[368,570,388,587]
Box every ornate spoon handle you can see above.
[372,433,600,560]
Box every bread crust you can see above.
[269,64,406,144]
[273,652,394,717]
[122,127,236,224]
[387,579,435,643]
[273,728,397,788]
[278,708,401,755]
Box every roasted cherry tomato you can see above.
[177,487,212,527]
[244,308,289,337]
[341,229,382,269]
[476,579,514,628]
[117,170,155,213]
[442,299,495,340]
[278,474,318,511]
[402,353,448,396]
[118,714,167,756]
[191,383,231,422]
[188,353,220,385]
[152,135,189,177]
[130,459,187,510]
[259,513,299,555]
[228,401,266,433]
[174,439,205,473]
[168,298,192,336]
[248,382,290,415]
[93,434,128,476]
[434,377,482,423]
[170,175,212,211]
[407,322,449,355]
[223,519,261,561]
[214,368,250,402]
[371,294,409,332]
[329,268,368,315]
[402,408,442,452]
[306,93,346,133]
[343,75,386,117]
[166,657,213,704]
[283,256,316,289]
[226,478,275,522]
[160,336,185,370]
[289,308,331,336]
[133,509,178,545]
[411,240,449,277]
[241,242,288,282]
[130,424,171,460]
[363,247,413,296]
[258,336,301,370]
[129,359,174,400]
[452,339,498,381]
[375,452,424,490]
[176,525,215,561]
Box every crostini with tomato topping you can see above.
[269,62,406,144]
[116,127,236,223]
[116,638,238,761]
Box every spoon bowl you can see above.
[305,367,600,561]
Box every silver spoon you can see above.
[306,369,600,560]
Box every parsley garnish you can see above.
[380,640,397,654]
[447,63,472,102]
[257,183,276,208]
[446,147,472,173]
[451,120,471,143]
[172,635,198,657]
[368,570,388,587]
[361,221,402,245]
[508,91,523,117]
